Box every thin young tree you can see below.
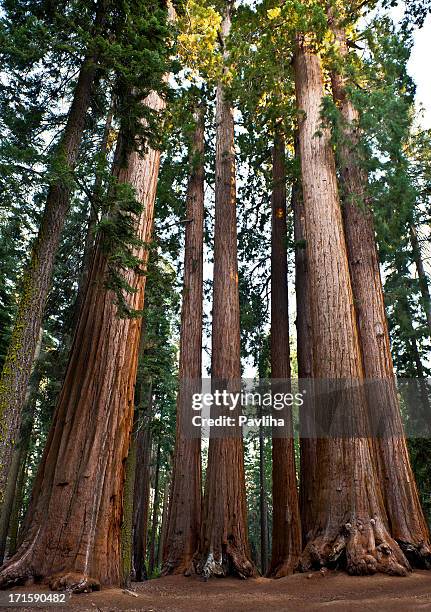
[194,0,255,579]
[329,11,431,567]
[0,0,108,503]
[162,102,205,575]
[267,126,301,578]
[294,36,410,575]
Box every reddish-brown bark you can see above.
[0,2,106,503]
[194,2,255,579]
[293,146,317,544]
[330,19,431,568]
[162,104,204,576]
[0,91,165,591]
[294,40,409,576]
[267,128,301,578]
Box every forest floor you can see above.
[2,571,431,611]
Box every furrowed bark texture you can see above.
[195,2,255,580]
[293,154,317,543]
[294,41,410,576]
[0,90,165,590]
[267,128,301,578]
[162,105,204,576]
[330,20,431,568]
[0,3,106,503]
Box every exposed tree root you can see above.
[0,563,33,589]
[300,517,411,577]
[48,573,100,593]
[398,540,431,570]
[194,544,257,579]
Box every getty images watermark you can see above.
[180,378,431,439]
[191,388,305,428]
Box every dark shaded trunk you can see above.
[133,383,153,582]
[194,1,255,579]
[259,417,268,575]
[267,128,301,578]
[149,444,161,575]
[330,19,431,568]
[121,435,137,588]
[158,480,170,569]
[162,103,204,576]
[0,3,107,502]
[294,40,409,576]
[410,224,431,336]
[0,90,166,590]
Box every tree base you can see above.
[48,573,101,593]
[266,558,298,579]
[398,540,431,570]
[300,518,411,577]
[194,545,257,579]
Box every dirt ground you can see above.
[1,571,431,612]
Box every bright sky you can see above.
[390,5,431,128]
[409,15,431,128]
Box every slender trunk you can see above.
[149,444,161,575]
[410,224,431,336]
[0,4,107,502]
[133,372,153,582]
[121,434,137,588]
[158,480,170,569]
[330,20,431,567]
[162,103,204,575]
[294,40,409,575]
[7,445,28,559]
[259,417,268,575]
[267,128,301,578]
[195,2,255,579]
[0,88,166,589]
[0,449,20,565]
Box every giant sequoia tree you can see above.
[0,1,170,587]
[329,7,431,567]
[194,0,255,579]
[0,0,108,503]
[162,101,205,575]
[294,36,409,576]
[267,127,301,578]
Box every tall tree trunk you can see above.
[0,89,166,590]
[149,444,161,576]
[293,40,409,576]
[158,480,170,569]
[267,127,301,578]
[293,143,317,544]
[330,19,431,568]
[0,3,107,503]
[410,224,431,336]
[133,384,153,582]
[194,1,255,579]
[259,416,268,575]
[162,102,204,575]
